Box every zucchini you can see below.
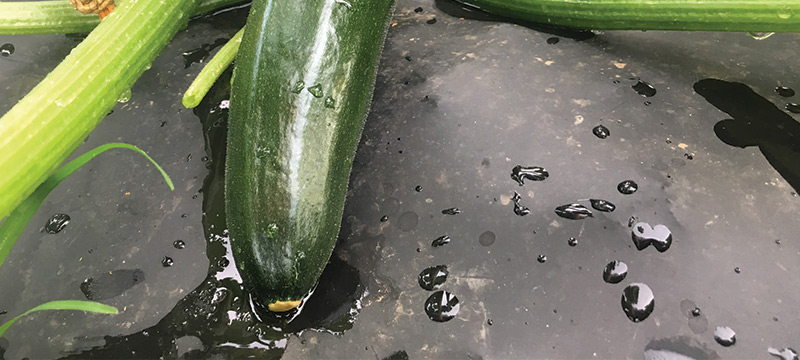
[454,0,800,32]
[226,0,395,312]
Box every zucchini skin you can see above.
[455,0,800,32]
[226,0,395,311]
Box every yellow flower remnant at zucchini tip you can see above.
[70,0,116,20]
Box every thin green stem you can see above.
[0,0,249,35]
[183,27,243,108]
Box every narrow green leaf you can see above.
[0,143,173,269]
[0,300,118,338]
[183,27,244,108]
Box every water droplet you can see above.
[785,103,800,113]
[537,254,547,263]
[426,17,437,24]
[567,237,578,247]
[173,240,186,249]
[734,267,741,274]
[632,80,657,97]
[546,37,560,45]
[512,191,530,216]
[414,6,423,13]
[691,307,701,317]
[775,86,795,97]
[487,319,493,326]
[45,213,71,234]
[603,261,628,284]
[479,231,496,247]
[162,256,174,267]
[621,283,655,322]
[217,257,230,268]
[442,208,461,215]
[397,211,418,231]
[768,347,799,360]
[628,216,638,227]
[307,84,323,98]
[590,199,616,212]
[380,215,389,222]
[324,96,336,109]
[432,235,451,247]
[0,43,14,57]
[80,269,145,301]
[554,203,593,220]
[511,165,549,185]
[418,265,448,291]
[291,80,305,93]
[617,180,639,194]
[117,89,132,103]
[424,290,460,322]
[713,326,736,346]
[631,222,673,252]
[592,125,610,139]
[265,223,279,238]
[747,31,775,40]
[414,185,423,192]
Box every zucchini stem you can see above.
[0,0,248,35]
[456,0,800,32]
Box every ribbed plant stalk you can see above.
[456,0,800,32]
[0,0,248,35]
[0,0,200,220]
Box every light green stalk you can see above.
[0,0,248,35]
[0,0,200,220]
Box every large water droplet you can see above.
[554,203,593,220]
[441,208,461,215]
[397,211,418,231]
[307,84,323,98]
[632,222,673,252]
[324,96,336,109]
[478,231,496,246]
[431,235,451,247]
[785,103,800,113]
[117,88,132,103]
[511,191,530,216]
[603,261,628,284]
[592,125,610,139]
[80,269,145,300]
[617,180,639,194]
[0,43,14,57]
[768,347,798,360]
[291,80,305,93]
[173,240,186,249]
[537,254,547,263]
[567,237,578,247]
[162,256,174,267]
[590,199,616,212]
[632,80,657,97]
[713,326,736,346]
[45,213,71,234]
[546,37,560,45]
[510,165,549,185]
[414,185,423,192]
[424,290,460,322]
[748,32,775,40]
[418,265,448,291]
[621,283,655,322]
[775,86,795,97]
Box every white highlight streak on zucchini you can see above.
[288,0,337,217]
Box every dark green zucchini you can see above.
[226,0,395,312]
[454,0,800,32]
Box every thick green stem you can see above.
[0,0,248,35]
[0,0,200,220]
[457,0,800,32]
[183,27,243,108]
